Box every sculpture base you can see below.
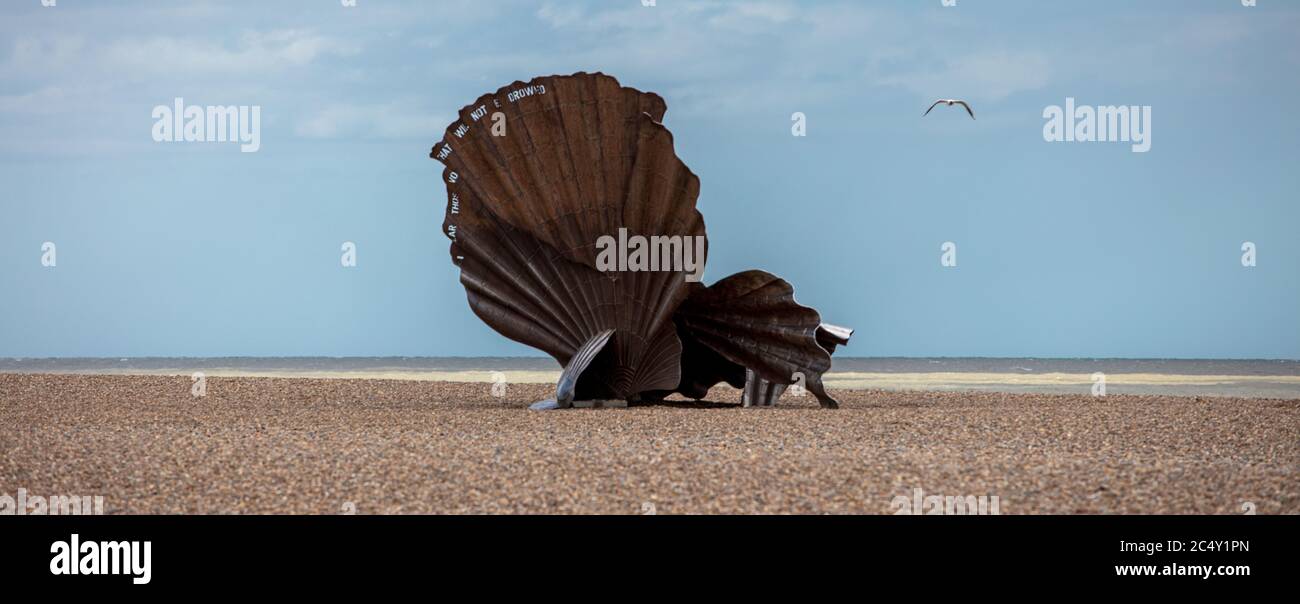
[572,399,628,409]
[528,399,628,410]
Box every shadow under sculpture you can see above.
[431,72,852,410]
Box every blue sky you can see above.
[1,0,1297,359]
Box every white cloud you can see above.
[295,102,448,141]
[5,0,1290,156]
[706,0,797,32]
[874,50,1052,103]
[100,29,359,75]
[536,3,585,29]
[1,35,86,76]
[0,86,71,114]
[524,1,1056,111]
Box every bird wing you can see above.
[955,100,975,120]
[922,100,944,116]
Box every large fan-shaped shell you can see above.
[431,73,707,400]
[673,270,851,407]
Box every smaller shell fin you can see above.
[740,368,839,409]
[741,368,787,407]
[556,329,616,407]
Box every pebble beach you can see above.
[1,373,1296,514]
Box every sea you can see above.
[3,357,1298,399]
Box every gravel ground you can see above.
[1,374,1296,514]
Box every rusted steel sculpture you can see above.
[431,72,851,409]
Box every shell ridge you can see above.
[456,189,595,350]
[459,228,582,350]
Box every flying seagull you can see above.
[923,99,975,120]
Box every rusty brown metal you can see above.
[673,270,851,408]
[431,72,850,408]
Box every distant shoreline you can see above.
[3,357,1299,399]
[4,356,1299,374]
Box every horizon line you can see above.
[5,355,1299,363]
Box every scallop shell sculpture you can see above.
[431,72,850,409]
[431,73,705,407]
[672,270,852,408]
